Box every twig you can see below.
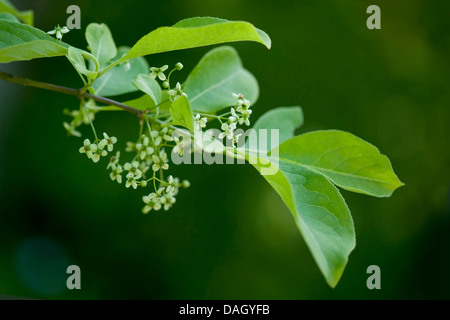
[0,70,143,117]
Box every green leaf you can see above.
[85,23,117,67]
[105,92,171,113]
[0,0,33,25]
[184,46,259,113]
[247,106,304,152]
[92,47,149,97]
[117,17,271,63]
[123,95,155,111]
[0,12,19,22]
[102,94,157,112]
[276,130,404,197]
[0,20,69,63]
[132,74,162,105]
[169,95,194,131]
[67,47,96,79]
[242,129,403,286]
[248,153,355,287]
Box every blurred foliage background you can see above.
[0,0,449,299]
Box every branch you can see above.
[0,70,143,117]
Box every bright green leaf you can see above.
[184,46,259,113]
[132,74,162,105]
[117,17,271,63]
[105,92,171,113]
[248,153,355,288]
[85,23,117,67]
[0,20,69,63]
[0,0,33,25]
[276,130,404,197]
[170,95,194,131]
[101,94,157,112]
[92,47,149,97]
[67,47,96,79]
[123,94,157,111]
[247,106,304,152]
[0,12,19,22]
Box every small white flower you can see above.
[151,127,172,146]
[139,161,151,176]
[229,108,238,124]
[124,161,142,179]
[149,65,169,81]
[91,141,108,163]
[125,172,139,189]
[233,92,251,109]
[194,114,207,131]
[109,164,123,184]
[142,188,166,213]
[232,133,242,148]
[63,122,81,137]
[238,108,252,126]
[165,175,178,194]
[79,139,96,159]
[218,122,236,140]
[173,135,186,156]
[162,193,176,211]
[152,150,169,172]
[231,105,252,126]
[47,25,70,41]
[125,141,136,152]
[136,135,154,160]
[167,82,187,101]
[107,151,121,170]
[102,132,117,152]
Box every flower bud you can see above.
[175,62,183,70]
[182,180,190,188]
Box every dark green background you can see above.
[0,0,449,299]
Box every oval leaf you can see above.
[67,47,96,79]
[85,23,117,67]
[170,95,194,131]
[132,73,162,105]
[247,106,304,152]
[184,46,259,113]
[249,154,355,287]
[93,47,149,97]
[276,130,404,197]
[118,17,271,63]
[0,20,69,63]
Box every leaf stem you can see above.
[0,70,143,117]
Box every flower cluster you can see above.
[231,93,252,126]
[79,132,117,163]
[66,60,253,215]
[142,175,189,213]
[148,63,187,102]
[101,124,190,212]
[194,114,208,131]
[63,102,97,137]
[168,82,188,101]
[216,93,252,147]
